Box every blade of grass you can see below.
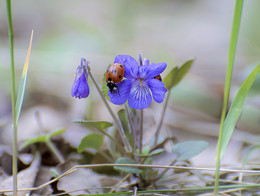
[6,0,17,194]
[15,30,33,124]
[214,0,244,193]
[220,64,260,159]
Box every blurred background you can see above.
[1,0,260,166]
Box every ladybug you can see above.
[154,75,162,81]
[106,63,125,93]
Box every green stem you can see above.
[88,67,132,153]
[139,109,143,154]
[154,90,170,145]
[6,0,17,194]
[153,159,177,182]
[124,104,135,152]
[214,0,244,194]
[94,126,126,154]
[46,140,65,163]
[98,150,114,163]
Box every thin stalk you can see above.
[124,104,135,152]
[46,140,65,163]
[6,0,17,194]
[95,127,125,153]
[1,163,260,194]
[139,109,143,154]
[153,159,177,182]
[110,173,131,193]
[154,90,170,145]
[88,67,132,153]
[214,0,244,194]
[98,150,114,163]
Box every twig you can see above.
[111,173,131,193]
[1,163,260,194]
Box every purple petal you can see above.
[146,79,167,103]
[139,62,167,80]
[128,80,152,109]
[71,72,89,98]
[108,79,132,105]
[114,55,139,79]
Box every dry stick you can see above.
[110,173,131,193]
[1,164,260,194]
[88,67,132,153]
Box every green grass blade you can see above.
[220,64,260,159]
[6,0,17,194]
[214,0,244,193]
[15,30,34,124]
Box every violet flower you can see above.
[108,54,167,109]
[71,57,90,99]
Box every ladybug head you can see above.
[107,81,118,94]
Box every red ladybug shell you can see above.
[154,75,162,81]
[106,63,125,83]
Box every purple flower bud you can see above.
[143,58,150,66]
[71,57,90,99]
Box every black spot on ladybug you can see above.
[120,65,123,67]
[108,78,112,81]
[119,75,122,78]
[112,70,117,73]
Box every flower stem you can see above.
[88,67,132,153]
[124,104,135,152]
[154,90,170,145]
[153,159,177,181]
[46,140,65,163]
[139,109,143,154]
[6,0,17,194]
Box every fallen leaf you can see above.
[0,152,41,195]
